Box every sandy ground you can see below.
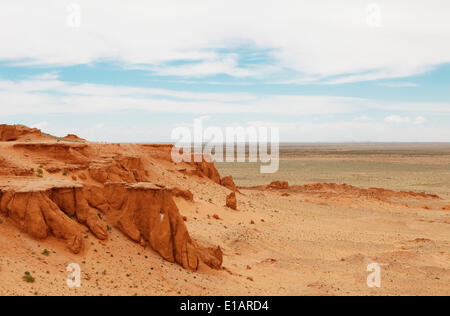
[1,138,449,296]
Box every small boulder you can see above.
[226,192,237,210]
[267,181,289,190]
[171,188,194,201]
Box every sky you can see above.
[0,0,449,142]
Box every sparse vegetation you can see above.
[22,272,35,283]
[42,249,50,256]
[36,168,43,178]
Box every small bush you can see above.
[23,272,35,283]
[42,249,50,256]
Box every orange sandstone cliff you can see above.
[0,125,225,271]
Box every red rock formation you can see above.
[267,181,289,190]
[103,182,221,270]
[0,157,34,176]
[0,124,223,271]
[49,187,108,240]
[171,187,194,201]
[62,134,86,142]
[226,192,237,210]
[0,188,86,253]
[196,245,223,269]
[13,143,90,166]
[189,156,221,184]
[0,124,43,141]
[89,156,149,184]
[289,183,440,201]
[221,176,240,192]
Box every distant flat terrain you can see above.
[216,143,450,197]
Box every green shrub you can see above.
[23,272,35,283]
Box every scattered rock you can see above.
[171,188,194,201]
[226,192,237,210]
[197,246,223,270]
[411,238,432,243]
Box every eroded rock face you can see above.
[267,181,289,190]
[221,176,239,192]
[49,187,108,240]
[13,143,90,166]
[0,182,222,270]
[0,190,85,253]
[62,134,86,142]
[112,185,199,270]
[197,245,223,270]
[103,183,220,270]
[0,124,42,142]
[0,125,224,271]
[0,157,33,176]
[89,156,149,184]
[193,160,221,184]
[226,192,237,210]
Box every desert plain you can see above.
[0,125,449,296]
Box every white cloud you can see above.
[377,82,420,88]
[354,115,371,121]
[148,55,257,77]
[0,77,448,118]
[0,78,360,116]
[27,72,60,81]
[384,115,426,124]
[1,0,450,82]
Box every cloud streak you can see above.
[1,77,449,118]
